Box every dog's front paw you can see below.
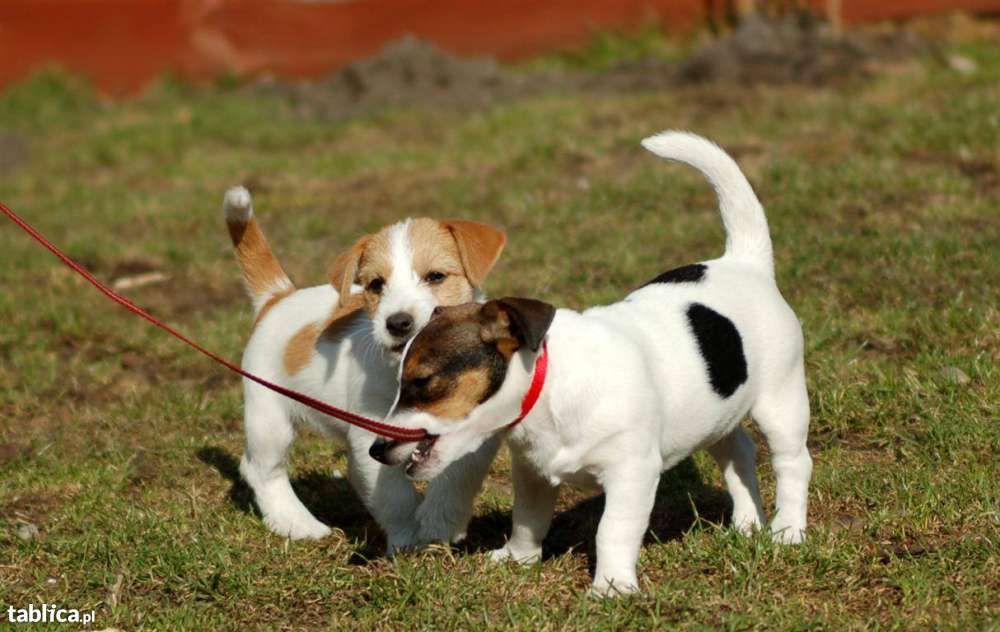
[415,504,471,546]
[386,528,424,557]
[589,576,641,598]
[263,513,331,541]
[770,524,806,545]
[489,544,541,564]
[414,524,453,547]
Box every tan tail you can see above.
[223,186,295,315]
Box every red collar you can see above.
[506,341,548,430]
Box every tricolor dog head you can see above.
[370,298,555,479]
[329,219,506,354]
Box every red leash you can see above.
[0,200,428,442]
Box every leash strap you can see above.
[0,201,428,442]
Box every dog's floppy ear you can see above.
[480,297,555,355]
[328,235,370,308]
[442,220,506,287]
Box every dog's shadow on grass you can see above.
[196,446,384,561]
[459,457,729,574]
[198,446,728,570]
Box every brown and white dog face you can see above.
[329,219,506,354]
[371,298,555,479]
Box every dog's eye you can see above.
[423,271,447,285]
[400,374,438,405]
[366,278,385,294]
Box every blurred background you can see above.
[1,1,997,629]
[1,0,998,94]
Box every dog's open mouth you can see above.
[405,435,438,475]
[390,342,407,353]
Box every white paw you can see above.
[385,542,414,557]
[415,502,472,546]
[263,513,331,540]
[771,524,806,544]
[733,516,762,537]
[488,546,511,563]
[415,524,453,546]
[223,186,253,221]
[589,577,641,598]
[386,528,423,557]
[489,545,541,564]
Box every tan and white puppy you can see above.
[223,186,506,550]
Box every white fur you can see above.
[229,208,498,550]
[386,131,812,594]
[641,131,773,275]
[368,220,438,350]
[224,186,254,223]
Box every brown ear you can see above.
[479,301,515,355]
[328,236,370,308]
[479,297,555,354]
[442,220,506,287]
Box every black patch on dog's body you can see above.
[642,263,707,288]
[686,303,747,398]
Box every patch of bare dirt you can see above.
[253,35,561,120]
[106,257,162,279]
[125,450,161,489]
[673,13,931,85]
[0,131,29,177]
[0,442,33,467]
[904,148,1000,194]
[128,276,244,320]
[1,489,74,526]
[259,16,933,121]
[37,255,243,321]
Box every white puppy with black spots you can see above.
[371,131,813,595]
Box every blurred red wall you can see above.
[1,0,997,95]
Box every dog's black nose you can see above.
[386,312,414,337]
[369,437,395,464]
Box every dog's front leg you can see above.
[590,465,659,597]
[345,428,421,555]
[417,434,502,544]
[490,450,558,564]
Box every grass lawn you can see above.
[1,25,997,630]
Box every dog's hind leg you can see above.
[707,426,765,535]
[240,388,331,540]
[751,361,812,544]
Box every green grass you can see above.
[1,33,998,630]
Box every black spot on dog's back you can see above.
[642,263,707,288]
[686,303,747,398]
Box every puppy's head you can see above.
[370,297,555,480]
[329,219,506,354]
